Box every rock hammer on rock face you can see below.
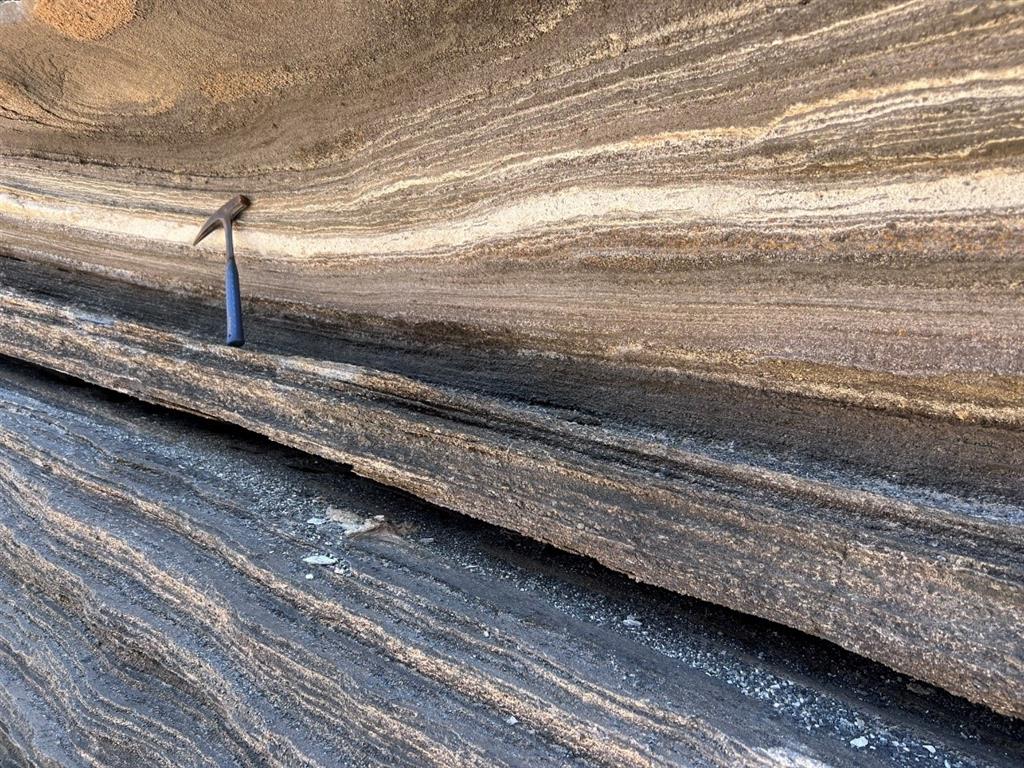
[192,195,250,347]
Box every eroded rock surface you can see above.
[0,358,1022,767]
[0,0,1022,725]
[1,2,1021,407]
[1,260,1022,722]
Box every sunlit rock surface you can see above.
[0,0,1022,726]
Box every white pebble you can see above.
[303,554,338,566]
[850,736,869,749]
[622,616,642,628]
[304,573,314,580]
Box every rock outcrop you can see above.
[1,358,1023,767]
[1,0,1022,722]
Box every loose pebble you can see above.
[622,616,642,628]
[302,554,338,566]
[850,736,869,749]
[339,520,381,537]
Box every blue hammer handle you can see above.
[193,195,249,347]
[223,224,244,347]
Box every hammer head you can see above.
[192,195,250,246]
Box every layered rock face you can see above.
[1,0,1022,725]
[1,358,1022,767]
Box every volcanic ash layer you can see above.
[0,0,1022,721]
[1,260,1022,724]
[0,358,1023,767]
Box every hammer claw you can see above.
[192,217,221,246]
[192,194,250,245]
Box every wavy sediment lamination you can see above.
[0,361,838,767]
[0,0,1022,741]
[0,1,1022,399]
[6,358,1024,767]
[0,268,1021,723]
[5,357,1024,767]
[0,2,1021,468]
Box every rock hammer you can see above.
[193,195,249,347]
